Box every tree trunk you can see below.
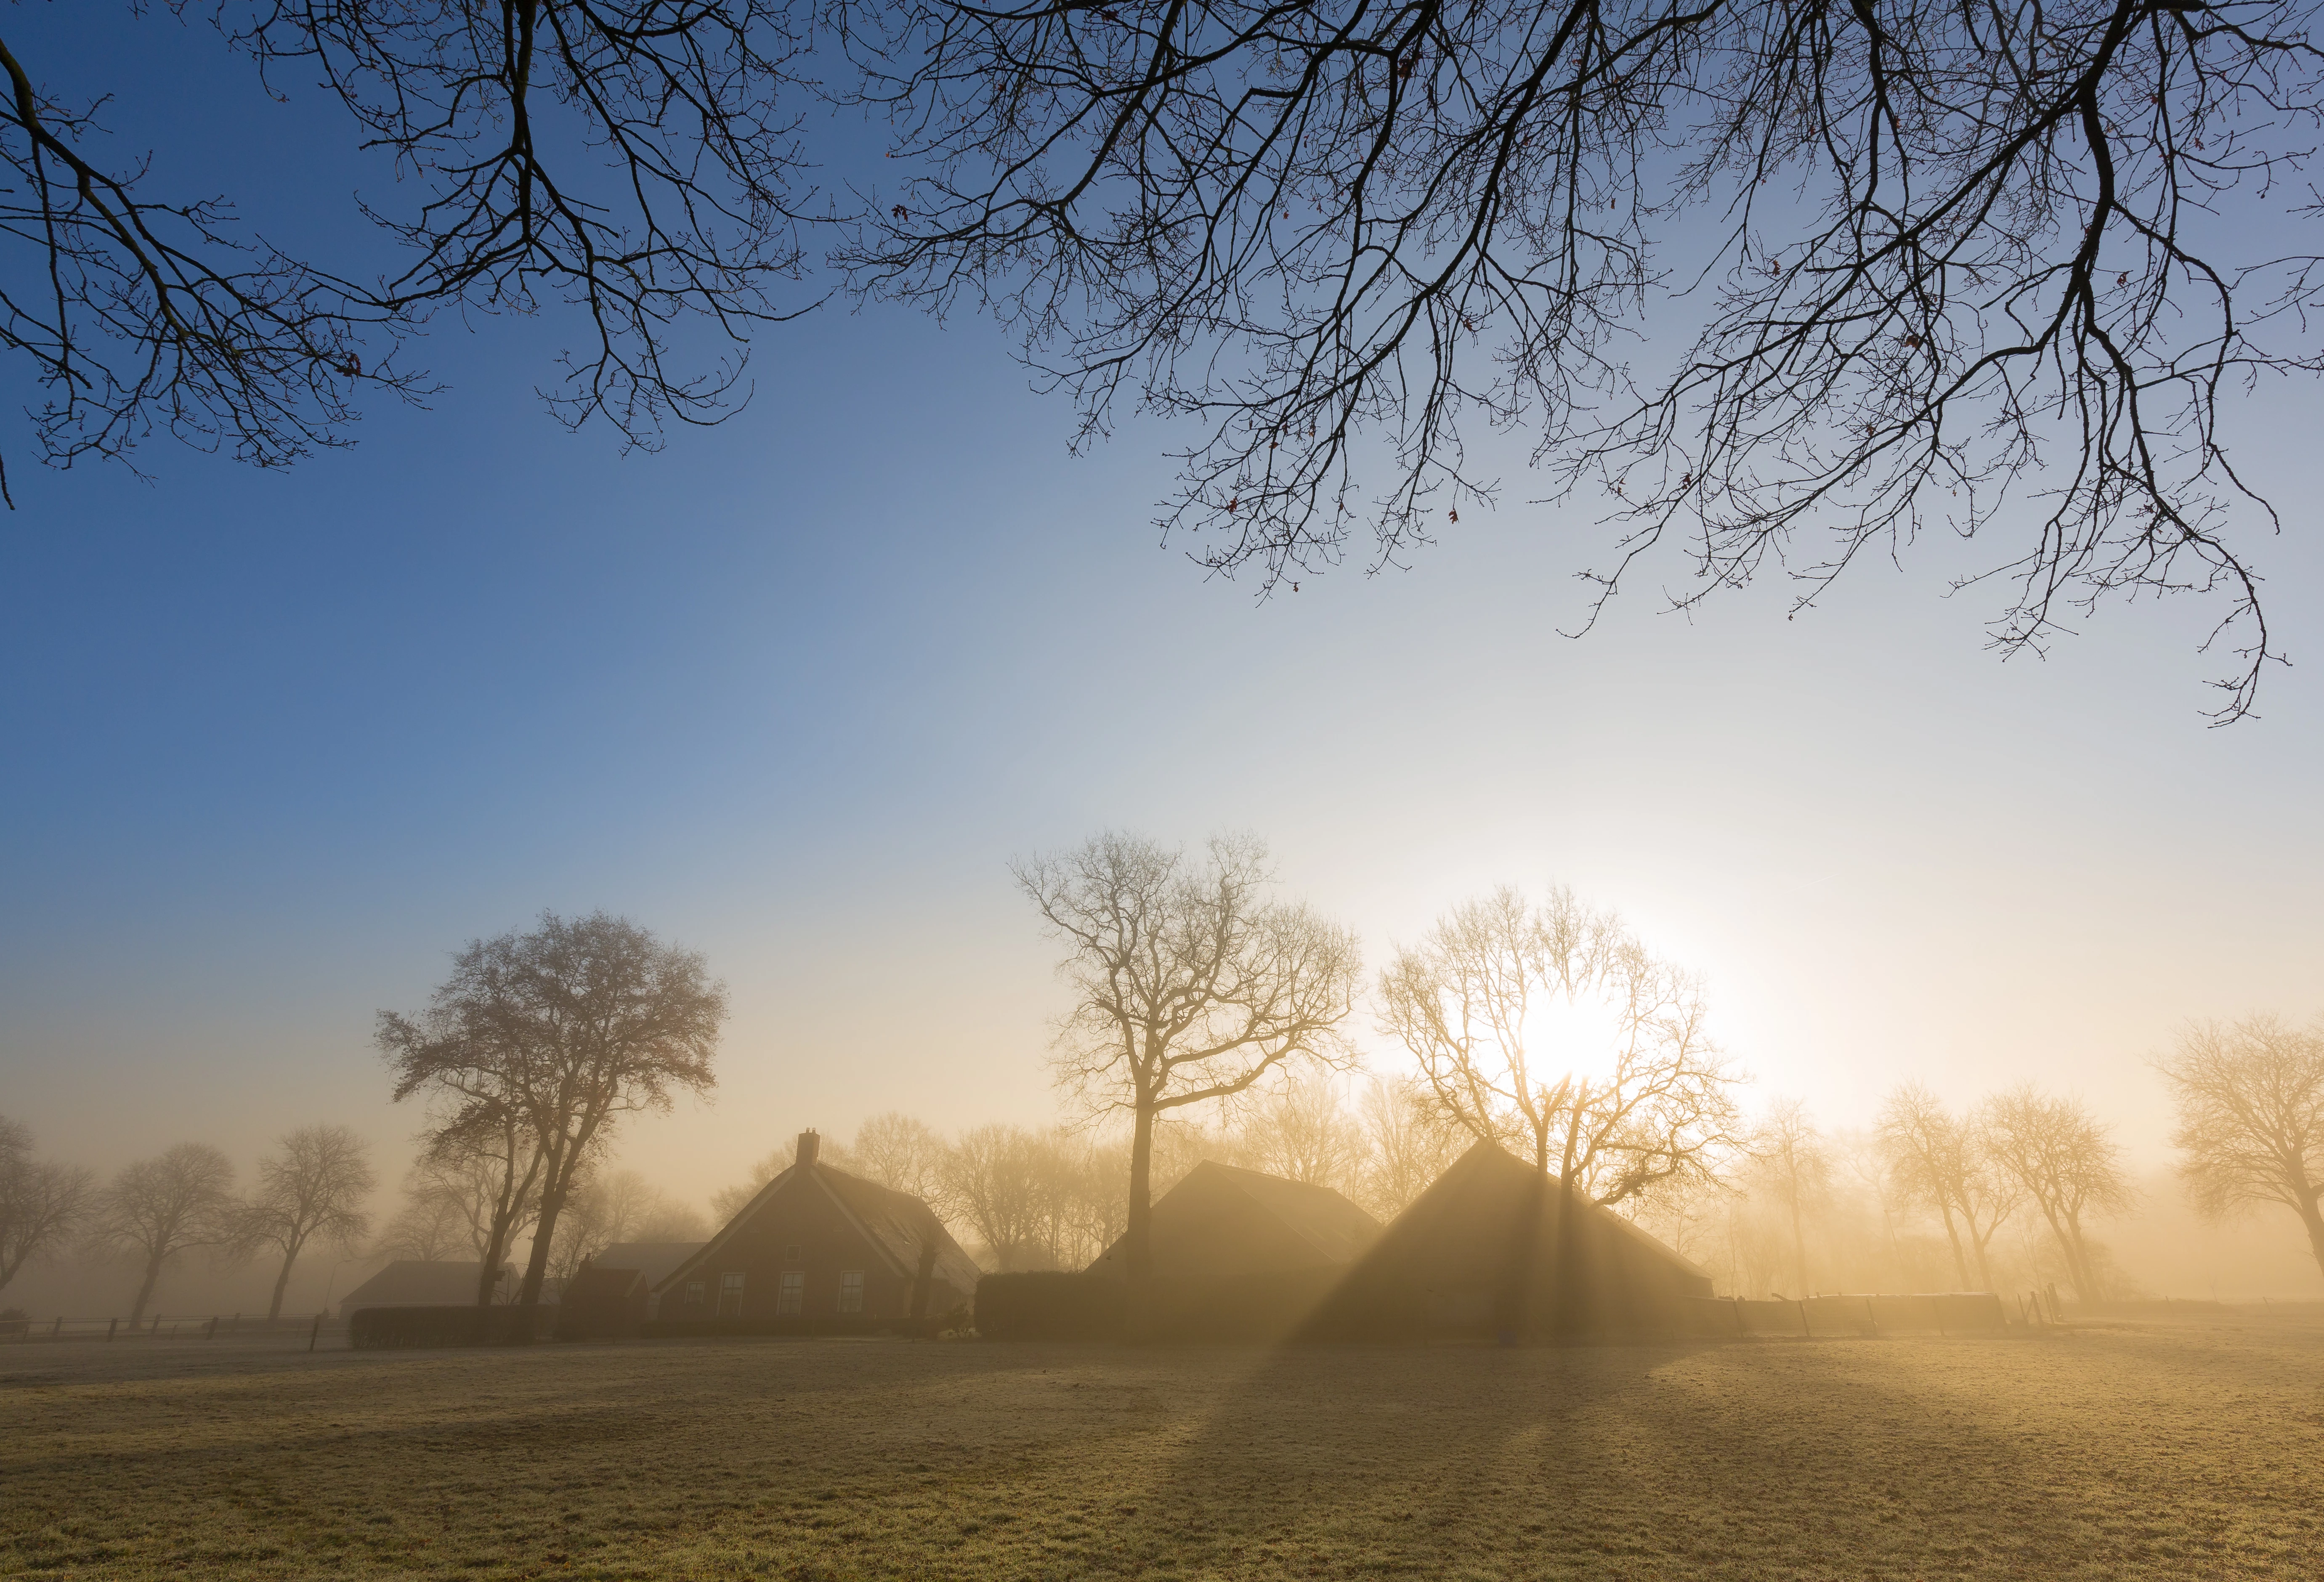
[129,1249,165,1324]
[518,1180,566,1308]
[1122,1103,1155,1333]
[476,1217,509,1306]
[266,1239,302,1321]
[2298,1197,2324,1281]
[1969,1221,1997,1293]
[1787,1190,1809,1297]
[1934,1198,1970,1288]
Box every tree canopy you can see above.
[11,1,2321,711]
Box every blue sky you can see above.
[5,4,2322,1220]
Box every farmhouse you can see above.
[652,1132,981,1333]
[337,1259,508,1317]
[1301,1139,1713,1340]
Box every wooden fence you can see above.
[1,1312,345,1347]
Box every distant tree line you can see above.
[10,868,2319,1319]
[0,1121,374,1321]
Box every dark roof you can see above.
[592,1242,703,1288]
[1087,1160,1383,1275]
[564,1264,649,1303]
[655,1161,983,1298]
[1193,1162,1383,1263]
[339,1260,503,1313]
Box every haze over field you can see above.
[6,3,2324,1316]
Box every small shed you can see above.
[557,1263,653,1340]
[337,1260,508,1317]
[592,1242,705,1318]
[652,1132,981,1333]
[1301,1140,1713,1340]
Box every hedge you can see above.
[974,1272,1126,1340]
[348,1305,549,1348]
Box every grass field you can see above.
[5,1317,2321,1580]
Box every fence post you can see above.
[1799,1298,1811,1337]
[308,1312,323,1352]
[51,1316,62,1338]
[106,1318,117,1342]
[1865,1297,1878,1337]
[206,1316,218,1340]
[1733,1297,1745,1336]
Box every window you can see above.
[683,1280,706,1309]
[778,1271,805,1316]
[839,1270,865,1315]
[782,1243,804,1265]
[717,1271,745,1318]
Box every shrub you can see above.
[348,1305,548,1349]
[974,1272,1125,1340]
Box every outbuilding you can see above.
[337,1259,509,1318]
[651,1132,981,1333]
[1300,1139,1713,1340]
[1083,1160,1383,1339]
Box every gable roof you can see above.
[1187,1161,1384,1263]
[592,1242,704,1289]
[1088,1160,1383,1274]
[1358,1138,1711,1284]
[339,1260,504,1312]
[653,1160,983,1297]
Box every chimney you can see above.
[797,1130,821,1168]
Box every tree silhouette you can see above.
[9,3,2316,709]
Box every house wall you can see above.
[660,1178,910,1332]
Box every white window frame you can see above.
[777,1270,805,1316]
[839,1269,865,1314]
[717,1271,745,1318]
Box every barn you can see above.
[1300,1139,1713,1341]
[1082,1160,1383,1339]
[337,1260,509,1317]
[651,1132,981,1334]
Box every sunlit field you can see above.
[6,1314,2321,1581]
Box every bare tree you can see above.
[235,1125,376,1320]
[2159,1014,2324,1279]
[848,0,2324,717]
[88,1143,237,1322]
[1753,1099,1830,1298]
[847,1112,948,1201]
[1981,1085,2135,1303]
[1877,1082,2018,1290]
[0,1117,94,1294]
[373,1171,476,1263]
[939,1123,1048,1271]
[1237,1073,1368,1193]
[0,3,815,490]
[1378,885,1742,1202]
[380,911,727,1307]
[19,5,2319,715]
[1017,831,1361,1293]
[1355,1075,1469,1221]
